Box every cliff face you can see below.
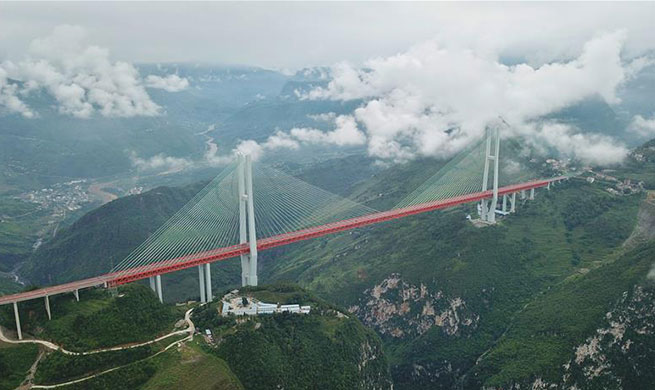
[562,284,655,389]
[349,273,479,339]
[479,283,655,390]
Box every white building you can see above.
[220,292,311,317]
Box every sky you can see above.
[1,2,655,166]
[0,2,654,70]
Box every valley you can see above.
[1,8,655,387]
[1,140,653,389]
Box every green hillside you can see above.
[23,182,205,285]
[0,284,179,351]
[0,283,390,390]
[467,242,655,388]
[0,342,38,390]
[194,283,393,390]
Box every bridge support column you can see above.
[149,277,156,292]
[480,126,500,223]
[74,289,79,302]
[198,265,206,303]
[529,188,535,200]
[13,302,22,340]
[204,263,213,302]
[238,153,258,286]
[502,194,507,213]
[510,192,516,213]
[520,190,526,200]
[155,275,163,303]
[45,296,51,320]
[547,182,551,190]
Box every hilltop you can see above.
[0,283,391,390]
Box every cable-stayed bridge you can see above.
[0,128,567,339]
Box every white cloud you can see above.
[130,152,192,172]
[301,32,633,164]
[0,25,173,118]
[232,114,366,160]
[0,67,33,118]
[522,122,629,165]
[628,114,655,138]
[145,74,189,92]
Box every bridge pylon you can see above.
[480,126,500,223]
[238,153,258,286]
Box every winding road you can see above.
[3,308,195,389]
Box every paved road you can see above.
[0,308,195,357]
[27,308,195,389]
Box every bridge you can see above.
[0,127,567,339]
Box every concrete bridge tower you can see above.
[238,153,258,286]
[480,126,500,223]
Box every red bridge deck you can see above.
[0,177,565,305]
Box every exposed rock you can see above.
[349,273,479,338]
[561,285,655,389]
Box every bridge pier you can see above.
[13,302,22,340]
[502,194,507,213]
[520,189,526,200]
[155,275,163,303]
[198,265,206,303]
[510,192,516,213]
[149,277,156,292]
[45,296,51,320]
[73,289,79,302]
[547,182,551,190]
[529,188,535,200]
[204,263,213,302]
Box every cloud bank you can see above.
[282,31,641,165]
[0,25,189,118]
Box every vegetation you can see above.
[4,138,651,389]
[0,197,43,276]
[0,284,178,351]
[0,342,39,390]
[141,341,243,390]
[196,283,392,390]
[469,241,655,388]
[59,358,158,390]
[261,173,641,389]
[35,346,155,385]
[23,183,205,285]
[613,138,655,189]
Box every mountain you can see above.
[194,283,392,390]
[263,174,647,389]
[6,138,655,388]
[0,283,391,390]
[23,182,207,286]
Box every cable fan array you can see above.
[251,164,378,239]
[110,160,378,277]
[394,135,540,209]
[111,162,241,278]
[110,131,544,278]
